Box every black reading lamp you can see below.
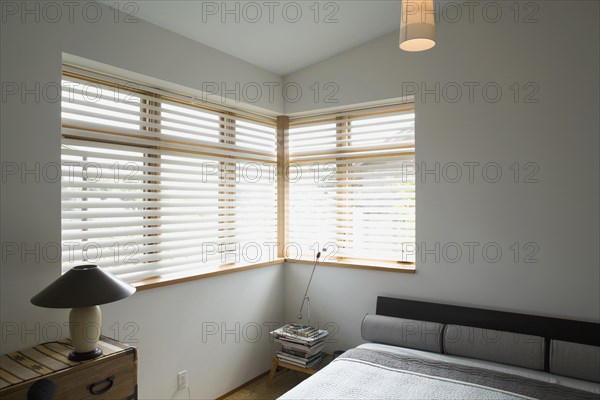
[297,248,327,327]
[31,265,135,361]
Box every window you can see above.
[61,65,415,285]
[61,66,278,284]
[287,105,416,266]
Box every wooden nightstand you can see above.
[268,354,332,386]
[0,336,137,399]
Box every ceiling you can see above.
[102,1,402,76]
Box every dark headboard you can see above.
[376,297,600,347]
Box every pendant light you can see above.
[400,0,436,52]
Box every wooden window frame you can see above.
[284,104,417,272]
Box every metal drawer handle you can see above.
[88,375,115,395]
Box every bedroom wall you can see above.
[0,2,284,399]
[282,0,600,352]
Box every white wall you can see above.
[283,0,600,352]
[0,2,284,398]
[102,265,283,399]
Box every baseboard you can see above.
[215,369,271,400]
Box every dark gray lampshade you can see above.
[31,265,135,308]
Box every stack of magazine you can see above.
[271,323,329,369]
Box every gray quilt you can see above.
[279,348,600,400]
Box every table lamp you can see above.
[31,265,135,361]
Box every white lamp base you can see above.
[68,306,102,361]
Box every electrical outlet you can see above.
[177,370,187,390]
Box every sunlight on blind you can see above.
[288,106,416,264]
[61,70,277,283]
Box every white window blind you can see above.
[287,104,416,265]
[61,67,277,283]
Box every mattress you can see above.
[279,344,600,399]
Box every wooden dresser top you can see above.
[0,336,134,390]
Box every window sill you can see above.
[132,258,285,291]
[131,256,414,291]
[284,258,416,273]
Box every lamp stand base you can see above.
[68,348,102,361]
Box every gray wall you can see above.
[283,0,599,352]
[0,2,283,399]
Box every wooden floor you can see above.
[221,369,310,400]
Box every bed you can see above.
[280,297,600,399]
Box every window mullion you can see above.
[219,113,236,264]
[335,116,352,260]
[277,116,289,259]
[142,94,161,276]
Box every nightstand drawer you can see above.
[0,338,137,400]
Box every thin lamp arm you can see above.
[298,250,323,323]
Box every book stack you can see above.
[271,323,329,369]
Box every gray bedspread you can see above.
[280,348,600,400]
